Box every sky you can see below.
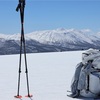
[0,0,100,34]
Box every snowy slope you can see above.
[0,28,99,44]
[0,33,29,40]
[0,51,96,100]
[26,28,94,44]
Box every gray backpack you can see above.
[69,49,100,98]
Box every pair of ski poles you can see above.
[14,0,32,98]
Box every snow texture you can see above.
[0,51,98,100]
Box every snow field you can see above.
[0,51,88,100]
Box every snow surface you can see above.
[0,51,96,100]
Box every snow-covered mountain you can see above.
[27,28,93,44]
[0,28,100,55]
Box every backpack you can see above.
[69,49,100,98]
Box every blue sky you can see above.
[0,0,100,34]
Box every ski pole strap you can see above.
[16,0,25,12]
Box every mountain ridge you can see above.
[0,28,100,55]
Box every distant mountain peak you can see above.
[56,28,66,31]
[0,28,100,55]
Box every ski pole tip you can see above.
[14,95,22,98]
[25,94,33,98]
